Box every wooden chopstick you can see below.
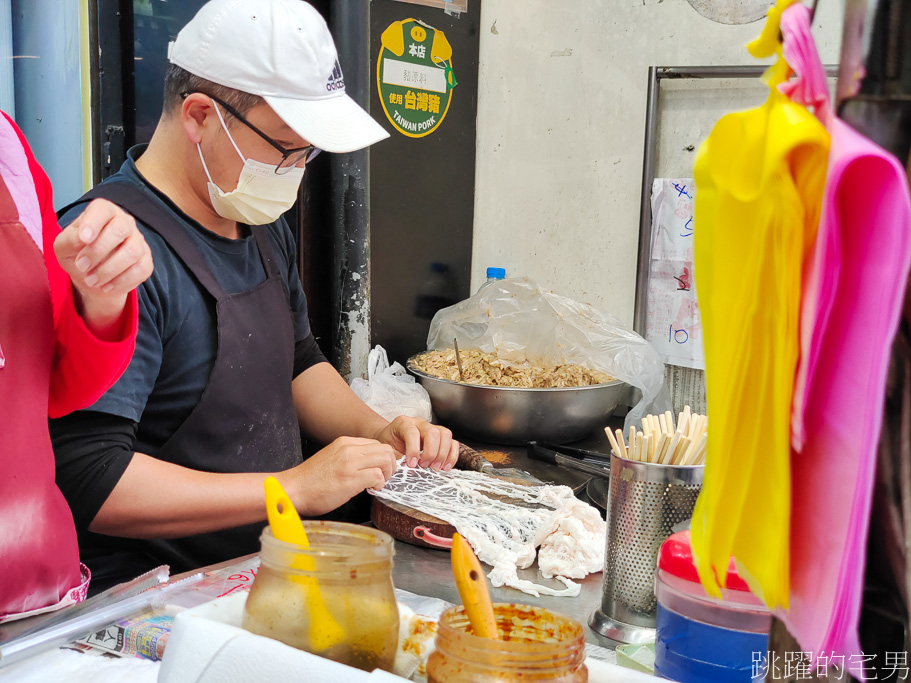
[604,409,708,464]
[453,338,465,381]
[615,428,629,460]
[605,409,708,465]
[605,426,621,455]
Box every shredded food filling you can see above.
[412,349,614,388]
[370,465,606,597]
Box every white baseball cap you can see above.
[168,0,390,153]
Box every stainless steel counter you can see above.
[457,418,619,492]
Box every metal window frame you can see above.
[632,64,838,336]
[90,0,135,183]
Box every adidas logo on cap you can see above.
[326,60,345,92]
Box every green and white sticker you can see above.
[377,19,457,138]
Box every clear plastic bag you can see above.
[351,346,433,422]
[426,277,669,429]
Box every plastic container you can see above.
[242,522,399,672]
[485,266,506,281]
[476,266,507,293]
[426,603,588,682]
[654,531,770,682]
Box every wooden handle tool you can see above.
[452,533,499,639]
[264,477,344,649]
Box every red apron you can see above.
[0,171,88,621]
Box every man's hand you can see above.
[54,199,153,339]
[373,416,459,471]
[280,436,398,517]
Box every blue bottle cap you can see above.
[486,267,506,279]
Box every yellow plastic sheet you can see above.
[689,45,829,609]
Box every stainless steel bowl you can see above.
[407,356,628,445]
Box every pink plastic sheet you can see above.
[779,3,911,660]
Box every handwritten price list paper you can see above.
[646,178,705,370]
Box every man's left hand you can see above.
[373,416,459,471]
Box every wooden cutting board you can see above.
[371,497,454,549]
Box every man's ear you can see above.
[181,93,214,145]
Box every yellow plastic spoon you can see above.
[263,476,345,650]
[451,533,499,639]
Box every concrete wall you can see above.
[471,0,843,325]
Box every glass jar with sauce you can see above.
[242,521,399,672]
[426,603,588,682]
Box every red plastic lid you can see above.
[657,530,752,593]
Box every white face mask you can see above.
[197,102,306,225]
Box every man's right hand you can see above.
[86,437,398,539]
[279,436,398,517]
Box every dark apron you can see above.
[0,173,84,615]
[60,182,303,586]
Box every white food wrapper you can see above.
[351,346,432,422]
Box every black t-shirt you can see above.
[50,145,327,533]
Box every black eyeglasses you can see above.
[181,91,321,175]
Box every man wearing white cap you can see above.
[51,0,458,591]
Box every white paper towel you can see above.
[586,657,657,682]
[158,592,409,683]
[0,647,159,683]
